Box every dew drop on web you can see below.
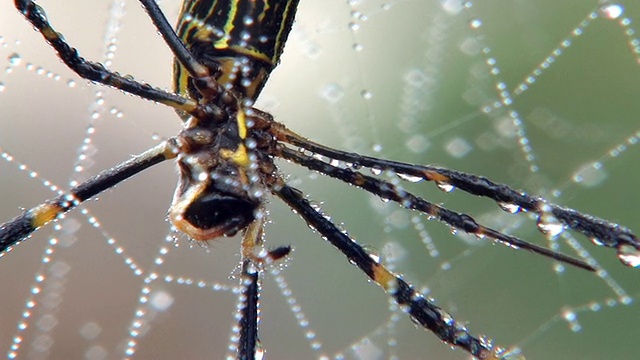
[600,4,624,20]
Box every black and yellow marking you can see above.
[236,216,291,360]
[237,258,260,358]
[15,0,199,114]
[30,203,64,229]
[278,146,596,271]
[0,143,173,254]
[174,0,300,100]
[272,122,640,263]
[219,109,251,167]
[169,115,258,241]
[272,179,505,359]
[9,0,640,358]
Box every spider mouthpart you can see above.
[170,157,262,241]
[181,192,256,238]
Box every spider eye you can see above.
[183,193,255,236]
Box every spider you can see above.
[1,0,639,359]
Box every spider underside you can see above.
[1,1,639,359]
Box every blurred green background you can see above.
[0,0,638,359]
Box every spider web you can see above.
[0,0,639,359]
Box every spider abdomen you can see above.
[174,0,300,101]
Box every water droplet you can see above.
[320,83,344,103]
[562,309,576,322]
[254,340,265,360]
[497,348,526,360]
[440,0,465,14]
[478,334,493,349]
[381,241,407,265]
[361,244,380,263]
[301,40,322,59]
[36,314,58,332]
[469,19,482,29]
[80,322,102,340]
[350,337,382,359]
[459,37,482,56]
[404,69,428,87]
[436,182,455,193]
[405,134,430,153]
[245,138,257,149]
[498,202,521,214]
[149,290,174,311]
[600,4,624,19]
[445,137,472,158]
[8,52,21,66]
[360,90,373,99]
[397,173,423,183]
[572,161,607,188]
[590,237,604,246]
[370,167,382,176]
[617,244,640,267]
[536,211,564,237]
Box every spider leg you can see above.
[138,0,209,80]
[14,0,198,114]
[277,146,595,271]
[236,217,291,360]
[270,177,512,360]
[0,141,176,254]
[237,259,261,360]
[270,123,640,267]
[237,220,264,360]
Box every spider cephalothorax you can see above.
[169,96,278,241]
